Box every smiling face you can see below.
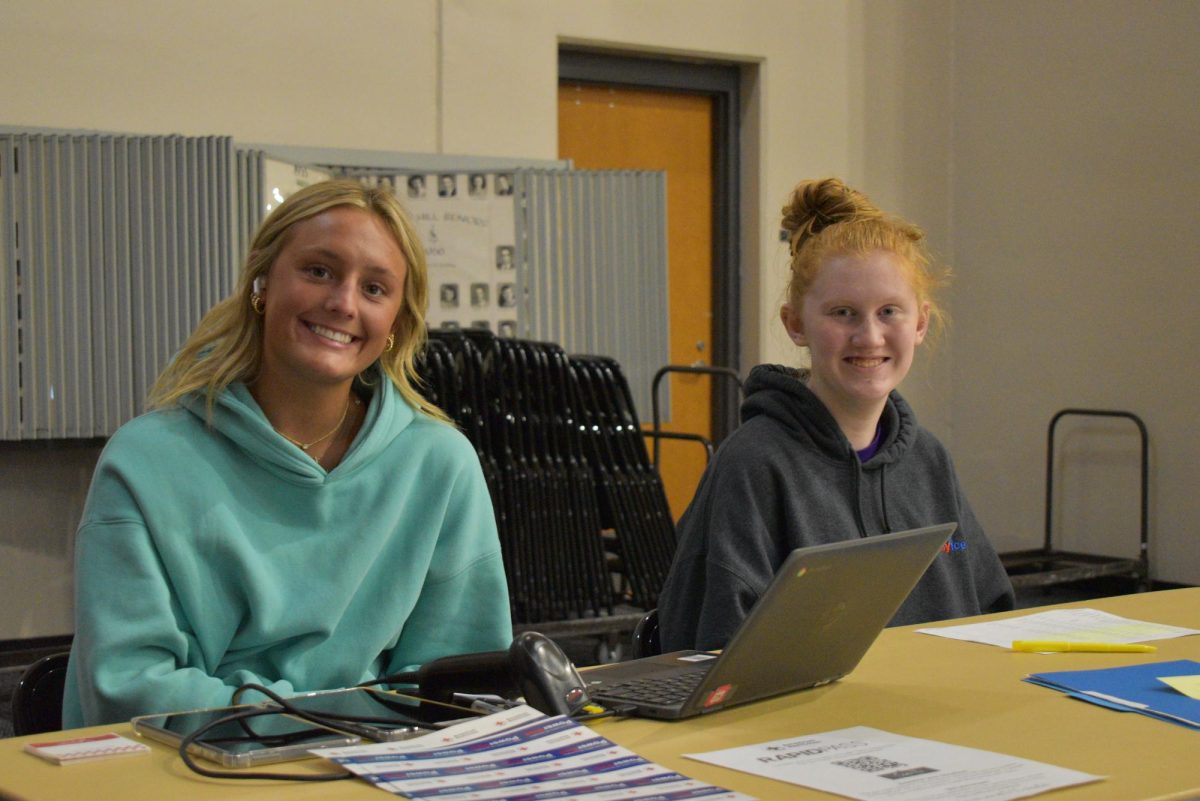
[782,249,929,424]
[256,205,407,393]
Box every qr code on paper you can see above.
[832,755,905,773]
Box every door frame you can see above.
[558,48,742,441]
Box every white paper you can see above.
[686,726,1101,801]
[314,705,754,800]
[916,608,1200,648]
[24,732,150,764]
[412,171,521,336]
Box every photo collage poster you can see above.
[369,172,518,338]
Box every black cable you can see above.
[355,670,418,689]
[175,683,442,782]
[235,683,439,739]
[174,680,618,781]
[176,706,352,782]
[570,705,635,722]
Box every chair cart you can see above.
[1000,409,1151,592]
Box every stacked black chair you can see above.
[569,355,677,611]
[419,331,501,499]
[422,331,619,626]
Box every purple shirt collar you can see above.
[856,422,885,463]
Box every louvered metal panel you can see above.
[236,148,266,271]
[0,136,665,438]
[0,133,238,439]
[514,168,668,420]
[0,143,15,437]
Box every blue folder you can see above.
[1026,659,1200,730]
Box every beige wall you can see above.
[946,1,1200,576]
[2,2,442,151]
[1,0,1196,637]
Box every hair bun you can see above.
[781,177,880,255]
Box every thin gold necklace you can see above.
[278,396,351,451]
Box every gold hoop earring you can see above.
[250,293,265,315]
[384,334,395,352]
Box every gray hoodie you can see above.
[657,364,1014,651]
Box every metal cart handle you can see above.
[649,365,743,468]
[1045,409,1149,568]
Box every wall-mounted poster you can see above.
[370,172,518,337]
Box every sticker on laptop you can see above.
[678,653,718,662]
[703,684,736,708]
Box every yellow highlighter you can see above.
[1012,641,1157,653]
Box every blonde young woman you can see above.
[63,180,511,726]
[658,178,1013,651]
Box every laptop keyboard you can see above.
[594,667,710,706]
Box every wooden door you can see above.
[558,83,713,519]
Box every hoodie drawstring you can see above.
[850,460,868,536]
[853,459,893,536]
[880,464,892,533]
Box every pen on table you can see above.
[1011,640,1157,653]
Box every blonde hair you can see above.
[148,179,446,421]
[781,177,947,338]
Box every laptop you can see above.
[585,523,956,719]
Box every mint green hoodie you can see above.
[63,374,511,726]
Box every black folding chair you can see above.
[570,355,677,611]
[419,331,612,626]
[11,652,70,736]
[631,608,661,659]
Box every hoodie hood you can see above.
[740,364,916,468]
[178,368,415,485]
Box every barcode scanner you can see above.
[408,632,591,717]
[508,632,591,716]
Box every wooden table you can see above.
[3,588,1199,800]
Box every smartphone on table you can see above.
[131,686,478,767]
